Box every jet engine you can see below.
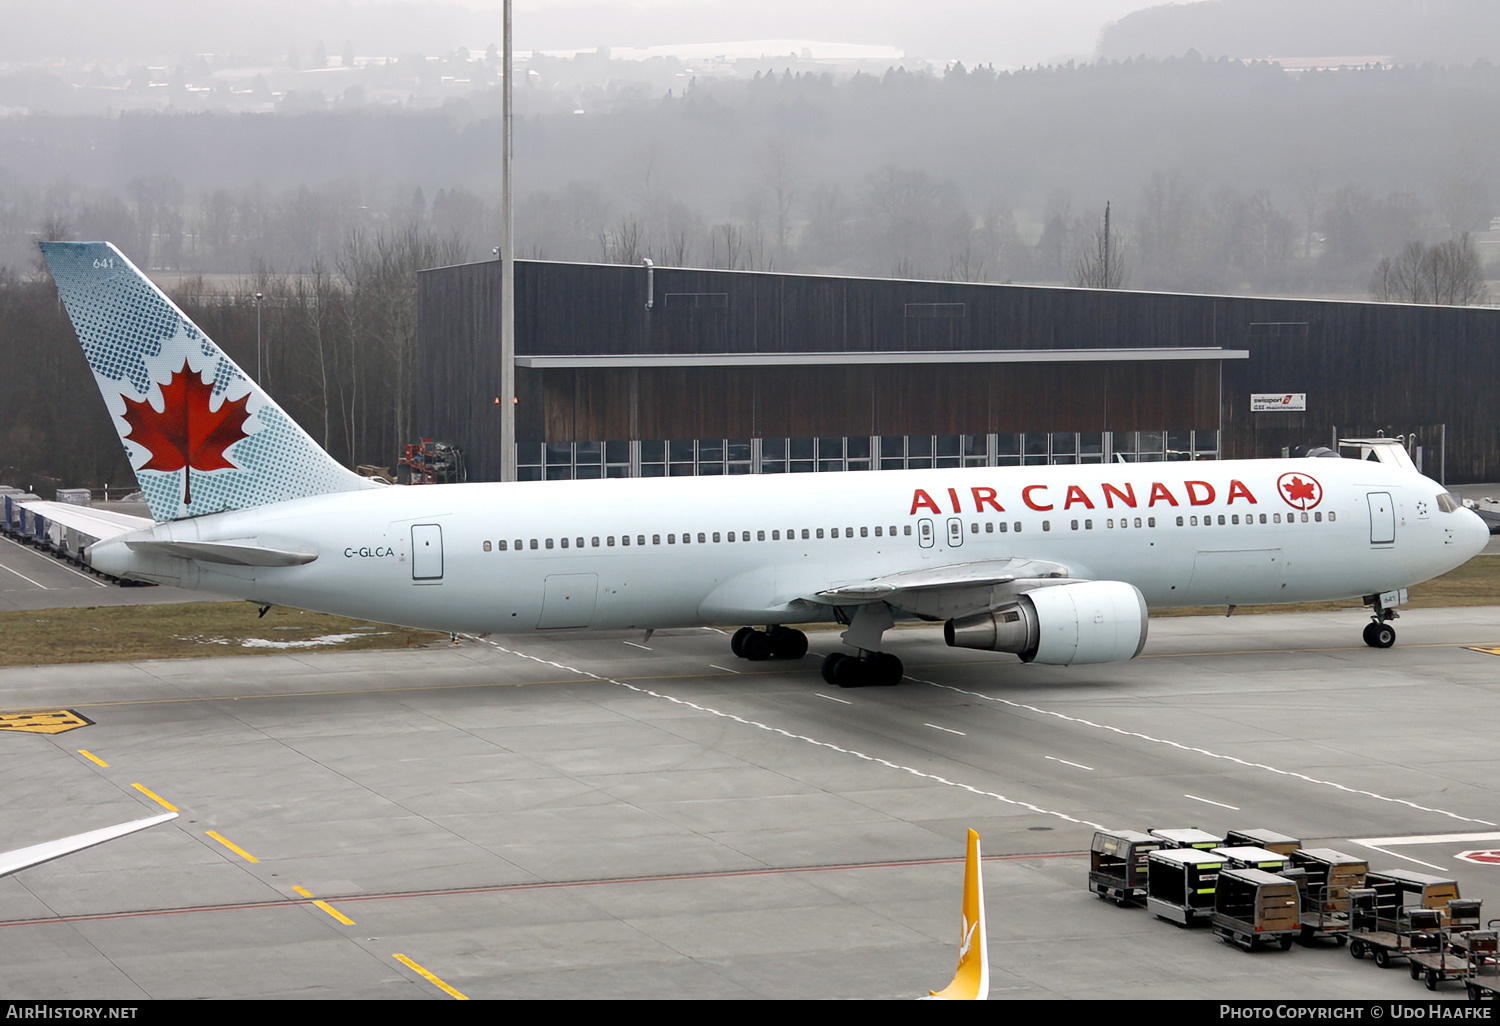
[943,580,1148,665]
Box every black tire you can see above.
[820,652,846,685]
[742,630,773,661]
[1364,621,1396,648]
[833,655,866,689]
[1279,935,1293,951]
[731,626,754,658]
[1374,947,1390,968]
[1335,935,1348,947]
[870,652,904,686]
[1411,962,1423,980]
[1426,970,1439,991]
[770,627,808,660]
[1350,940,1365,959]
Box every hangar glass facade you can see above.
[517,430,1221,481]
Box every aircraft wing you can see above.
[811,557,1076,622]
[0,811,177,878]
[16,500,153,540]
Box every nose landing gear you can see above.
[1362,590,1403,648]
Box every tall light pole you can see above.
[254,291,264,383]
[499,0,517,482]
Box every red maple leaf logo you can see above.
[1276,472,1323,510]
[120,361,252,506]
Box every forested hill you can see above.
[1098,0,1500,64]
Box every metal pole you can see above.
[499,0,517,482]
[254,292,264,383]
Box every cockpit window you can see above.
[1437,492,1462,513]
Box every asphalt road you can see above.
[0,607,1496,1000]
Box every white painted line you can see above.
[1347,831,1500,873]
[1184,794,1239,811]
[708,664,740,674]
[0,559,46,589]
[816,693,852,705]
[1352,843,1449,873]
[925,723,966,736]
[1045,756,1094,771]
[476,638,1106,831]
[918,678,1496,828]
[1355,831,1500,847]
[623,642,652,651]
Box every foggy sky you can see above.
[3,0,1180,70]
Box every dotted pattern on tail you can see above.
[41,242,374,523]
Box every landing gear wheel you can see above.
[821,652,905,688]
[868,652,904,686]
[768,627,808,660]
[731,626,755,658]
[742,630,773,661]
[1363,621,1397,648]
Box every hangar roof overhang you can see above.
[516,347,1249,369]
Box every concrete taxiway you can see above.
[0,605,1497,999]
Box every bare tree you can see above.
[1370,234,1487,305]
[1071,202,1128,289]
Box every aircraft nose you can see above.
[1468,507,1493,556]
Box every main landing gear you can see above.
[730,625,809,662]
[820,650,905,688]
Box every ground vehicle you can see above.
[1212,867,1301,951]
[1088,830,1162,907]
[1147,848,1224,925]
[1288,848,1367,945]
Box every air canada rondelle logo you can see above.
[1277,472,1323,510]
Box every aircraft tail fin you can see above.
[924,829,989,1000]
[41,242,378,523]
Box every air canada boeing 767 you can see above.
[34,243,1490,687]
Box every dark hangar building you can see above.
[415,260,1500,485]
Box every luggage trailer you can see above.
[1088,830,1163,908]
[1287,848,1369,946]
[1224,829,1302,856]
[1460,928,1499,1002]
[1348,889,1445,969]
[1147,848,1224,926]
[1407,902,1487,992]
[1148,827,1226,851]
[1211,867,1303,952]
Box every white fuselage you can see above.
[89,457,1489,636]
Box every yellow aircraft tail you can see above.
[926,828,988,1000]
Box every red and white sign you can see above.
[1457,849,1500,866]
[1277,472,1323,510]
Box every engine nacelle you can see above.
[943,580,1149,665]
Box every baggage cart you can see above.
[1212,867,1302,951]
[1225,828,1301,855]
[1213,846,1292,873]
[1088,829,1162,907]
[1461,929,1499,1002]
[1149,827,1225,851]
[1348,890,1443,968]
[1146,848,1223,926]
[1364,869,1462,930]
[1288,848,1368,945]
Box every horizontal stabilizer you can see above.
[124,539,317,567]
[0,811,177,878]
[16,500,152,541]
